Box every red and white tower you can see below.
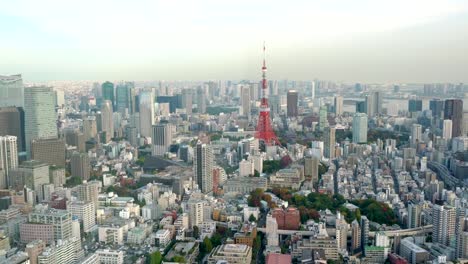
[255,43,280,146]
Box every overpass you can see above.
[258,225,432,238]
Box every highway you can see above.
[257,225,432,238]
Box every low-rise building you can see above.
[207,244,252,264]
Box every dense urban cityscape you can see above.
[2,1,468,264]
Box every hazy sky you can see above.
[1,0,468,83]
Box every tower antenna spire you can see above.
[255,42,280,146]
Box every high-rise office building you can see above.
[0,107,25,152]
[352,113,368,144]
[139,91,155,138]
[319,106,328,131]
[304,154,319,187]
[197,86,206,114]
[151,123,173,156]
[115,82,132,115]
[430,99,445,119]
[365,91,382,117]
[101,81,115,109]
[241,86,251,117]
[9,160,49,200]
[432,204,456,246]
[24,87,57,156]
[0,136,18,189]
[334,96,344,116]
[71,152,90,181]
[83,116,98,141]
[324,127,336,160]
[193,142,213,193]
[411,124,422,147]
[444,99,463,138]
[287,90,298,117]
[407,203,421,228]
[0,74,23,107]
[125,126,138,147]
[64,130,85,153]
[443,119,453,140]
[31,138,66,167]
[100,100,114,143]
[408,99,423,113]
[181,89,193,116]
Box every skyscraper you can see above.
[407,203,421,228]
[152,123,173,156]
[432,204,456,246]
[0,74,23,107]
[193,142,213,193]
[360,216,370,255]
[365,91,382,117]
[115,82,134,115]
[100,100,114,143]
[0,136,18,189]
[31,138,66,167]
[411,124,423,147]
[443,119,453,140]
[241,86,251,118]
[101,81,115,109]
[324,127,336,160]
[444,99,463,138]
[9,160,49,200]
[408,99,423,113]
[352,113,368,144]
[24,87,57,156]
[287,90,298,117]
[334,96,344,116]
[197,86,206,114]
[430,99,445,119]
[139,91,155,138]
[83,116,98,142]
[0,107,25,152]
[181,89,193,116]
[71,152,90,181]
[319,106,328,131]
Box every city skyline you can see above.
[1,0,468,82]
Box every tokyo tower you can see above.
[255,43,280,146]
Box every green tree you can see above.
[201,237,213,254]
[253,170,260,177]
[193,226,200,239]
[150,251,162,264]
[171,255,186,263]
[249,214,257,222]
[211,232,223,247]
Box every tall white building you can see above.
[408,203,422,228]
[100,100,114,143]
[24,86,57,156]
[68,201,96,232]
[352,113,368,144]
[239,159,254,177]
[193,142,213,193]
[152,123,173,156]
[0,136,18,189]
[411,124,423,147]
[241,86,251,118]
[0,74,23,107]
[334,95,343,116]
[443,119,453,140]
[432,205,456,246]
[187,199,204,229]
[139,91,155,138]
